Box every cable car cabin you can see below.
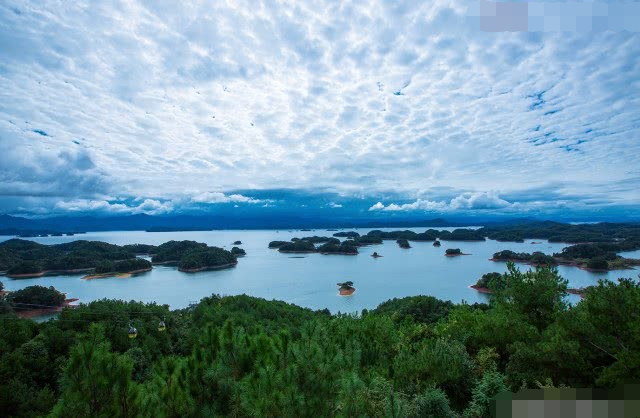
[128,326,138,339]
[158,321,166,332]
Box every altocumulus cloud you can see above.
[0,0,638,216]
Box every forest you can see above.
[1,264,638,417]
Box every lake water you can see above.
[2,228,636,313]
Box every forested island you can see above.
[477,221,640,243]
[151,241,238,272]
[445,248,468,257]
[0,265,638,417]
[0,239,241,278]
[268,236,360,255]
[491,241,640,271]
[0,239,151,278]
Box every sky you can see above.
[0,0,639,221]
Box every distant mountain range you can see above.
[0,214,492,235]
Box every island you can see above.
[278,240,317,253]
[0,239,156,278]
[268,240,289,248]
[316,242,358,255]
[438,229,485,241]
[490,244,640,271]
[333,231,360,238]
[491,250,556,266]
[83,258,152,279]
[177,247,238,272]
[371,252,382,258]
[231,247,246,257]
[337,281,355,296]
[445,248,469,256]
[0,238,243,279]
[433,240,441,247]
[396,239,411,249]
[477,221,640,244]
[233,240,242,245]
[3,284,78,318]
[470,272,506,293]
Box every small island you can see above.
[278,240,317,253]
[371,252,382,258]
[491,250,556,266]
[317,242,358,255]
[83,258,152,279]
[233,240,242,245]
[268,240,289,248]
[396,239,411,249]
[489,245,640,271]
[231,247,246,257]
[433,240,441,247]
[3,284,78,318]
[333,231,360,238]
[470,272,505,293]
[445,248,469,257]
[337,281,355,296]
[177,247,238,272]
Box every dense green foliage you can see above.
[94,258,152,274]
[474,272,506,291]
[6,285,65,308]
[151,240,207,263]
[586,257,609,270]
[317,242,358,255]
[492,250,557,266]
[333,231,360,238]
[268,240,289,248]
[1,266,639,417]
[230,247,246,256]
[397,239,411,248]
[352,235,383,245]
[295,236,340,244]
[478,221,640,243]
[439,229,486,241]
[553,241,640,260]
[278,240,316,253]
[178,247,237,270]
[446,248,462,255]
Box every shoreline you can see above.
[8,267,95,279]
[470,284,589,299]
[15,298,79,319]
[178,262,238,273]
[490,257,636,272]
[445,253,470,257]
[320,252,357,256]
[339,287,356,296]
[83,267,152,280]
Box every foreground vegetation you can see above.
[1,265,638,417]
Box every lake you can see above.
[2,228,636,313]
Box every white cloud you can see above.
[328,202,343,208]
[369,192,512,212]
[191,192,262,204]
[55,198,172,215]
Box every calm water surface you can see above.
[2,228,635,313]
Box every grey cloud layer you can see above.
[0,0,638,215]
